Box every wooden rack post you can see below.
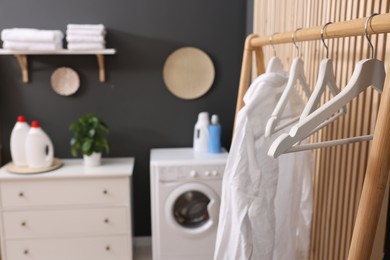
[235,13,390,260]
[234,34,265,131]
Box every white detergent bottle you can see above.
[193,112,209,152]
[25,120,54,168]
[10,115,30,166]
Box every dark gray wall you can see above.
[0,1,247,236]
[246,0,254,34]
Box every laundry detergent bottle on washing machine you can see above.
[193,112,209,152]
[10,115,30,166]
[208,114,222,153]
[25,120,54,168]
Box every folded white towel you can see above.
[67,42,105,50]
[3,41,63,51]
[66,34,105,43]
[1,28,63,43]
[66,29,106,36]
[67,24,105,31]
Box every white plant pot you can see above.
[83,152,102,167]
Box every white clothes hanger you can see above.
[266,33,284,73]
[265,29,312,137]
[299,22,346,135]
[266,56,284,73]
[268,14,385,158]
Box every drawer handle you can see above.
[24,249,29,255]
[21,221,26,227]
[103,189,108,195]
[104,218,109,223]
[19,192,24,197]
[105,245,110,251]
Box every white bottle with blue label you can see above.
[208,114,222,153]
[193,112,209,152]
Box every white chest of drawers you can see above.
[0,157,134,260]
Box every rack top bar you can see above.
[251,13,390,47]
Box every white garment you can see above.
[1,28,63,43]
[66,34,105,43]
[67,24,105,31]
[66,29,106,36]
[3,41,62,50]
[273,96,313,260]
[215,61,313,260]
[67,42,105,50]
[214,69,289,260]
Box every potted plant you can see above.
[69,113,109,166]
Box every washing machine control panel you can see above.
[158,164,225,182]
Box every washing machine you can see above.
[150,147,228,260]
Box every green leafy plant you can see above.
[69,114,109,157]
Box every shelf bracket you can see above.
[0,50,115,83]
[14,54,29,83]
[96,54,105,82]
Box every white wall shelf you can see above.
[0,48,116,83]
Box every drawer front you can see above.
[3,207,129,238]
[5,235,132,260]
[0,177,129,207]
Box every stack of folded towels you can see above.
[66,24,106,50]
[1,28,63,51]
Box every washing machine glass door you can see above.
[165,182,220,236]
[174,190,210,228]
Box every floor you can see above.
[134,236,152,260]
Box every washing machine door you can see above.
[165,182,220,237]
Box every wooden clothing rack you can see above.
[234,13,390,260]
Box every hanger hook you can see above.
[364,13,378,59]
[269,32,278,56]
[321,22,332,58]
[292,28,302,57]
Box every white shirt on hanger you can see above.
[274,103,313,260]
[214,61,313,260]
[214,67,287,260]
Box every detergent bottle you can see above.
[10,115,30,166]
[193,112,209,152]
[208,114,222,153]
[25,121,54,168]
